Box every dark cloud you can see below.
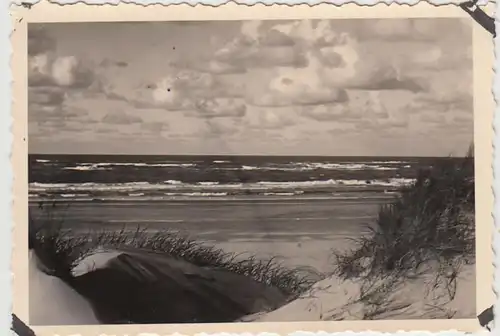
[258,29,296,47]
[28,26,55,56]
[100,59,129,68]
[316,49,345,68]
[29,88,65,107]
[348,67,426,92]
[358,77,425,92]
[101,111,142,124]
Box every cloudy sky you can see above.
[28,18,473,156]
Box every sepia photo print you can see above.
[17,4,494,332]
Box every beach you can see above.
[30,196,388,272]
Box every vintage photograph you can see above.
[27,16,478,326]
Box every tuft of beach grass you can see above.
[331,146,475,319]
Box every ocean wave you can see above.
[29,178,415,194]
[198,182,219,186]
[263,191,305,196]
[63,165,111,171]
[165,180,183,185]
[128,193,145,197]
[164,192,228,197]
[232,162,398,172]
[49,161,406,172]
[364,161,407,164]
[63,162,197,170]
[297,162,398,171]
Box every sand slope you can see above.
[248,263,476,322]
[29,250,100,325]
[31,246,475,325]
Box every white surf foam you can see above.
[29,178,415,194]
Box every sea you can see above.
[27,154,446,202]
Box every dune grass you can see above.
[29,202,320,299]
[331,147,475,319]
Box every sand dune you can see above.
[246,263,476,322]
[29,250,100,325]
[68,250,475,324]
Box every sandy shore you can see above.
[31,198,382,274]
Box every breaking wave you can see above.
[29,178,415,194]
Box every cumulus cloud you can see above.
[214,19,430,109]
[105,69,220,112]
[250,71,349,107]
[193,98,246,118]
[29,54,94,89]
[28,26,99,134]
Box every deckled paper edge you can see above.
[4,1,498,336]
[4,0,12,335]
[6,0,496,8]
